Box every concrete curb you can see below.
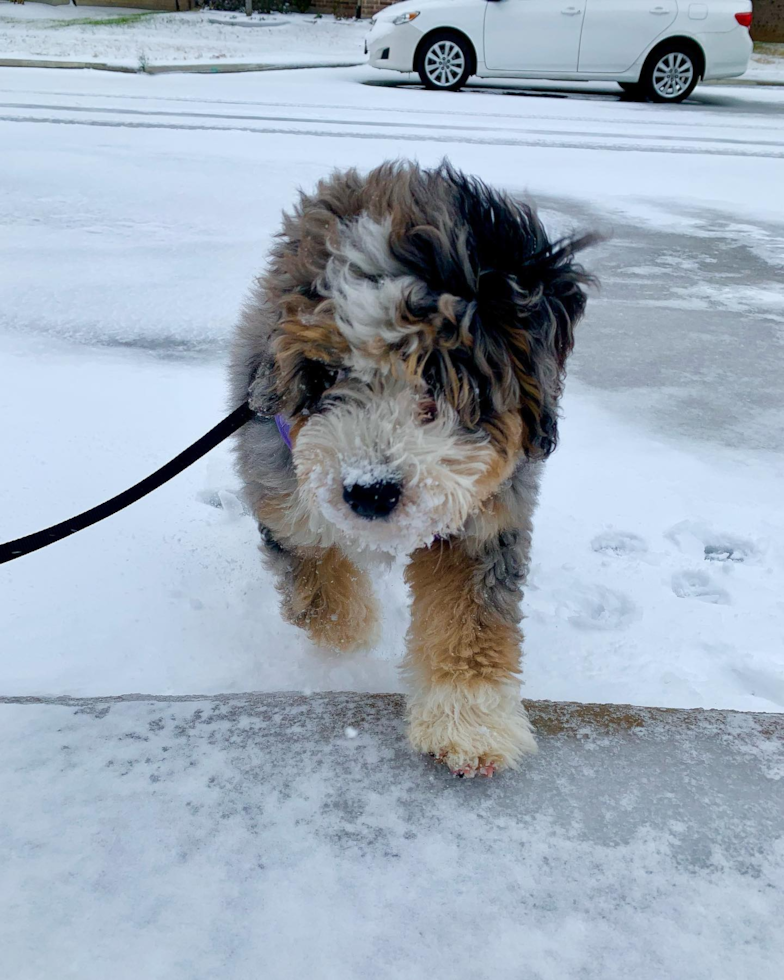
[3,691,782,738]
[0,57,781,84]
[703,75,784,87]
[0,57,364,74]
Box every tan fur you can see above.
[256,495,300,541]
[402,538,537,772]
[474,412,524,497]
[404,540,522,686]
[285,546,379,653]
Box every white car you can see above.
[366,0,753,102]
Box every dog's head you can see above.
[248,162,595,554]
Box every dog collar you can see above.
[274,414,292,450]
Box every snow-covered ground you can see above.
[747,42,784,83]
[2,693,782,980]
[0,4,366,67]
[2,62,784,980]
[1,65,783,710]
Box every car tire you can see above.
[638,43,700,104]
[417,32,472,92]
[618,82,643,98]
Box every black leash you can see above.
[0,402,254,566]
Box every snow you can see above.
[1,65,783,709]
[0,5,367,68]
[0,2,147,21]
[1,57,783,979]
[746,43,784,84]
[1,693,783,980]
[4,329,782,710]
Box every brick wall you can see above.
[308,0,385,17]
[752,0,784,42]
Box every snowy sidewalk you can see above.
[2,692,782,979]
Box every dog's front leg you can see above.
[403,533,537,777]
[257,517,379,653]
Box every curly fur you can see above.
[229,161,596,776]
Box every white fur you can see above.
[323,215,427,367]
[331,214,403,280]
[292,383,496,556]
[407,678,538,774]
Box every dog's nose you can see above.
[343,480,401,520]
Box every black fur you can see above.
[389,163,598,457]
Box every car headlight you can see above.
[392,11,420,24]
[369,16,376,27]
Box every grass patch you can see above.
[49,12,160,29]
[753,42,784,56]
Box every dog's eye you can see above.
[300,361,341,408]
[315,364,339,391]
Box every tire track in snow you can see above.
[2,111,783,159]
[3,100,784,150]
[1,85,779,133]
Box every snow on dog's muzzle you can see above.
[291,385,498,555]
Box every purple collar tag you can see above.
[274,414,292,450]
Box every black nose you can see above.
[343,480,401,520]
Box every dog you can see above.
[230,161,595,778]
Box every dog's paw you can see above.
[408,681,537,778]
[430,751,501,779]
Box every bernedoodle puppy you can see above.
[230,161,595,778]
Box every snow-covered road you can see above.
[1,68,783,158]
[1,66,783,710]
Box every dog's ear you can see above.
[526,233,598,457]
[533,232,597,371]
[480,229,597,460]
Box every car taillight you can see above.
[735,12,752,26]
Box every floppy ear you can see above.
[538,233,596,371]
[511,231,598,459]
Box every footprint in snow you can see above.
[671,569,730,605]
[591,530,648,557]
[703,539,755,563]
[557,584,638,631]
[666,520,759,564]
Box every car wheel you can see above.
[618,82,643,97]
[417,33,472,92]
[640,44,700,103]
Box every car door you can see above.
[577,0,678,73]
[483,0,586,73]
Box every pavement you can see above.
[2,693,783,979]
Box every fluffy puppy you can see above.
[230,161,595,777]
